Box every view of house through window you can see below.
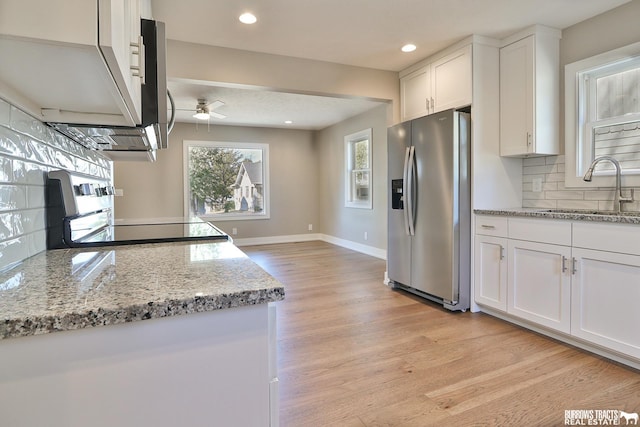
[184,141,269,220]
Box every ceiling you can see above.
[152,0,631,130]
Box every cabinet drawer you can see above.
[508,218,571,246]
[475,216,508,237]
[573,222,640,256]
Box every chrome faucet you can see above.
[583,156,634,213]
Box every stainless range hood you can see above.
[50,122,163,162]
[49,19,169,162]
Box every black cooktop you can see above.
[75,220,229,247]
[45,170,228,249]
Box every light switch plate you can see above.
[532,178,542,193]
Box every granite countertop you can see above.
[474,208,640,225]
[0,241,284,340]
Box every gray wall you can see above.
[522,0,640,210]
[167,40,399,125]
[114,123,320,240]
[316,104,389,250]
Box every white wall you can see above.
[0,99,112,270]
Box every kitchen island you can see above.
[0,240,284,427]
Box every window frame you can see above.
[565,40,640,188]
[183,140,270,221]
[344,128,373,209]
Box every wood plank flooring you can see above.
[242,241,640,426]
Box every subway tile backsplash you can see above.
[522,155,640,212]
[0,98,112,271]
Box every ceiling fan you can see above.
[180,98,226,120]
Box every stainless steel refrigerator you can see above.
[387,109,470,311]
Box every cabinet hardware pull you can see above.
[526,132,532,146]
[130,36,145,84]
[561,256,567,273]
[500,246,505,260]
[572,257,577,275]
[480,225,496,229]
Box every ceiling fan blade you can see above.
[209,100,225,109]
[209,111,226,119]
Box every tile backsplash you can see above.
[522,155,640,212]
[0,98,112,271]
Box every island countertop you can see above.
[0,240,285,340]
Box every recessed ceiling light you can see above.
[239,12,257,24]
[401,44,417,53]
[284,120,293,124]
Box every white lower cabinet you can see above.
[571,248,640,360]
[474,235,508,311]
[507,239,571,333]
[474,215,640,366]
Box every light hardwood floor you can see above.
[242,241,640,427]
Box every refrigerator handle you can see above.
[402,147,411,236]
[406,146,416,236]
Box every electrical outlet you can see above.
[232,228,238,235]
[308,224,313,231]
[364,231,368,241]
[532,178,543,193]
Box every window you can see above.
[565,41,640,187]
[344,128,372,209]
[183,141,269,220]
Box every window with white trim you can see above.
[344,128,372,209]
[566,41,640,187]
[183,141,269,220]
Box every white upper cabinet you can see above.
[400,44,472,121]
[499,26,561,157]
[400,66,431,121]
[431,45,472,113]
[0,0,142,126]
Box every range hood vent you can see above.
[47,19,167,162]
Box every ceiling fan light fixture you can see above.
[193,105,210,120]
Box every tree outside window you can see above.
[184,141,269,220]
[345,128,372,209]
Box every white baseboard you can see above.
[232,233,322,247]
[319,234,387,260]
[232,233,387,260]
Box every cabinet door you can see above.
[500,36,534,156]
[572,248,640,359]
[507,239,571,333]
[400,66,430,121]
[432,45,472,113]
[474,235,508,311]
[98,0,142,124]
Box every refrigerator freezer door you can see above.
[410,110,457,302]
[387,121,412,287]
